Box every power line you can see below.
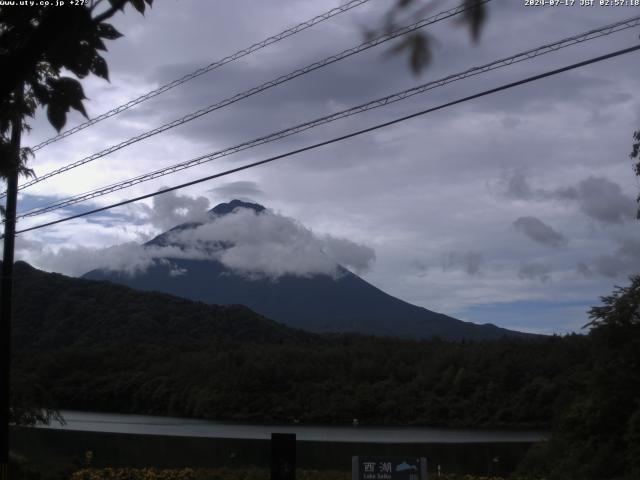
[27,0,373,153]
[17,15,640,219]
[11,44,640,237]
[8,0,489,198]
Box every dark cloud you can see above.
[501,173,635,224]
[502,171,534,200]
[513,216,567,247]
[125,32,417,150]
[442,250,483,276]
[209,181,265,200]
[591,238,640,278]
[518,262,551,283]
[114,0,636,168]
[467,70,614,117]
[592,254,626,279]
[576,262,593,278]
[411,259,429,278]
[555,176,635,225]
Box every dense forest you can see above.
[14,335,592,428]
[8,262,640,478]
[11,261,587,428]
[518,276,640,480]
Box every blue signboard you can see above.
[352,457,427,480]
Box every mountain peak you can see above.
[145,199,265,248]
[209,199,265,216]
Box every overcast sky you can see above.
[11,0,640,334]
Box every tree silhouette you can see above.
[1,1,153,472]
[0,0,153,178]
[525,276,640,479]
[632,128,640,218]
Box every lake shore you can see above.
[34,410,547,443]
[11,425,538,478]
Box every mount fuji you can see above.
[84,199,532,340]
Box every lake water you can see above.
[36,410,546,443]
[12,411,546,476]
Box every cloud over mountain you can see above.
[138,190,211,230]
[160,206,375,279]
[18,200,375,280]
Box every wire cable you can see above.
[8,0,489,198]
[11,44,640,236]
[28,0,373,153]
[17,15,640,219]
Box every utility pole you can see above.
[0,89,22,480]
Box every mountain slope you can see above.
[9,261,311,352]
[84,200,533,340]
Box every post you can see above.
[270,433,296,480]
[0,95,21,480]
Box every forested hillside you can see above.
[11,261,590,428]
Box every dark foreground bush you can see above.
[69,468,540,480]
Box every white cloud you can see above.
[20,242,154,277]
[166,207,375,279]
[17,205,376,280]
[138,190,211,230]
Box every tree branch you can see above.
[92,0,129,24]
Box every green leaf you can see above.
[90,55,109,81]
[48,77,86,100]
[47,103,67,132]
[130,0,145,14]
[67,45,93,78]
[47,77,88,120]
[68,95,88,118]
[30,81,51,104]
[93,36,107,52]
[107,0,127,11]
[97,23,123,40]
